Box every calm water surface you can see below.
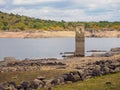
[0,38,120,60]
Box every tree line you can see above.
[0,11,120,31]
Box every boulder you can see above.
[77,70,87,80]
[103,66,110,75]
[57,77,65,84]
[8,82,17,90]
[50,79,58,86]
[108,65,116,70]
[8,84,17,90]
[91,53,107,57]
[60,73,73,81]
[114,67,120,73]
[0,83,9,90]
[60,74,68,81]
[21,81,30,89]
[43,80,52,89]
[95,60,105,65]
[92,65,101,76]
[8,81,16,88]
[72,74,81,82]
[30,79,44,89]
[110,67,120,73]
[16,85,24,90]
[92,69,101,76]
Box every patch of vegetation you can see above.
[52,73,120,90]
[0,11,120,31]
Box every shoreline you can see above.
[0,31,75,38]
[0,30,120,38]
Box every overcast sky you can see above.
[0,0,120,21]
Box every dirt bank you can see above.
[0,30,120,38]
[0,31,75,38]
[86,30,120,37]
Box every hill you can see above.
[0,11,120,31]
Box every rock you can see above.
[0,83,9,90]
[95,65,101,70]
[60,73,72,82]
[61,74,69,81]
[31,79,44,89]
[103,66,110,75]
[16,85,24,90]
[92,69,101,76]
[110,67,120,73]
[67,73,75,82]
[111,47,120,52]
[43,80,52,90]
[57,77,65,84]
[50,79,58,86]
[95,61,105,65]
[8,81,16,88]
[92,52,116,57]
[92,65,101,76]
[72,74,81,82]
[114,67,120,72]
[8,84,17,90]
[91,53,107,57]
[21,81,30,89]
[106,60,112,64]
[108,65,116,70]
[37,76,46,81]
[77,70,87,80]
[0,82,17,90]
[6,86,13,90]
[111,62,120,67]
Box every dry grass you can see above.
[0,69,69,84]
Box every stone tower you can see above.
[75,24,85,57]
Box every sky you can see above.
[0,0,120,21]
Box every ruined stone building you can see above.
[75,24,85,56]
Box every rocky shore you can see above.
[0,56,120,90]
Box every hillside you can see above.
[0,11,120,31]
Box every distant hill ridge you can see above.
[0,11,120,31]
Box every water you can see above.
[0,38,75,60]
[85,38,120,56]
[0,38,120,60]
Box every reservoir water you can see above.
[0,38,120,60]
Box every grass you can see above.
[0,70,120,90]
[51,73,120,90]
[0,69,69,84]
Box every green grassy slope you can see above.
[52,73,120,90]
